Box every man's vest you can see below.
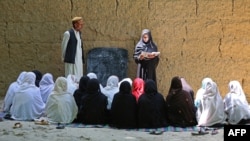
[64,29,84,63]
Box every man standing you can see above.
[61,16,84,81]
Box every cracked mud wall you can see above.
[1,0,250,102]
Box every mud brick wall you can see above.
[1,0,250,102]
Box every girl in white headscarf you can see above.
[10,72,45,121]
[45,77,78,124]
[66,74,79,95]
[196,79,226,127]
[2,71,27,113]
[39,73,55,103]
[102,75,119,110]
[194,77,213,108]
[223,80,250,125]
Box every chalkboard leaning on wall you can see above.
[87,47,128,87]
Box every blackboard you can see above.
[87,47,128,86]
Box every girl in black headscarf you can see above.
[110,81,137,129]
[73,75,90,123]
[137,79,167,128]
[133,29,159,86]
[73,75,90,109]
[80,78,108,125]
[165,76,197,127]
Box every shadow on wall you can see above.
[87,47,128,86]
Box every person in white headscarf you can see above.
[2,71,27,113]
[66,74,79,95]
[118,77,133,88]
[194,77,213,108]
[10,72,45,121]
[45,76,78,124]
[223,80,250,125]
[102,75,119,110]
[39,73,55,103]
[196,78,226,127]
[87,72,97,79]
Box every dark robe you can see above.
[110,81,138,129]
[165,76,197,127]
[137,79,167,128]
[133,29,159,85]
[73,75,89,123]
[80,78,108,125]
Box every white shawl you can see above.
[194,77,213,107]
[45,77,78,123]
[66,74,79,95]
[10,72,45,120]
[197,80,226,126]
[223,80,250,124]
[39,73,55,103]
[102,75,119,110]
[3,71,27,112]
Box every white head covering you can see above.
[66,74,78,95]
[45,77,78,123]
[118,78,133,88]
[87,72,104,91]
[197,80,226,126]
[102,75,119,110]
[16,71,27,85]
[3,71,27,112]
[223,80,250,124]
[87,72,97,79]
[10,72,45,120]
[194,77,213,107]
[39,73,55,103]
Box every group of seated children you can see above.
[1,71,250,132]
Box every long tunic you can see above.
[61,29,83,81]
